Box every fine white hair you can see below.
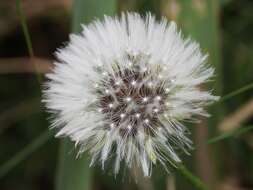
[43,12,219,176]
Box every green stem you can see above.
[16,0,34,57]
[0,130,53,178]
[16,0,41,83]
[207,125,253,144]
[176,164,208,190]
[217,82,253,104]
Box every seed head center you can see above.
[97,62,168,134]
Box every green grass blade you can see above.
[55,140,91,190]
[176,164,208,190]
[16,0,41,83]
[207,125,253,144]
[218,82,253,104]
[0,130,52,179]
[0,98,41,135]
[55,1,116,190]
[174,1,222,188]
[16,0,34,57]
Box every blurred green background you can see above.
[0,0,252,190]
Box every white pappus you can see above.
[43,12,219,177]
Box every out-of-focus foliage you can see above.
[0,0,252,190]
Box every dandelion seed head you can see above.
[43,12,219,177]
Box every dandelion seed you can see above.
[144,119,150,124]
[143,97,149,102]
[147,81,153,87]
[135,113,141,118]
[94,83,99,88]
[165,88,170,93]
[102,71,107,76]
[127,125,132,130]
[158,74,163,79]
[155,96,162,101]
[120,113,126,118]
[141,67,147,72]
[115,80,121,86]
[43,12,219,177]
[153,108,159,113]
[125,97,132,102]
[131,80,137,86]
[128,61,133,67]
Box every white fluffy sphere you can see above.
[43,12,218,176]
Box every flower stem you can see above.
[176,164,208,190]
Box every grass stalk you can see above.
[16,0,42,83]
[0,130,52,178]
[176,164,208,190]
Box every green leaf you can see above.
[55,140,91,190]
